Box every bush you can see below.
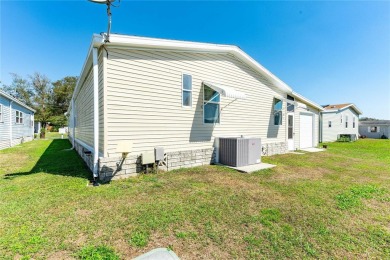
[40,127,46,139]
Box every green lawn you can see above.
[0,139,389,259]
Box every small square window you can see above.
[370,126,378,132]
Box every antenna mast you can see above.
[88,0,120,42]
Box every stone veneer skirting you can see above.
[70,136,286,181]
[261,142,287,156]
[98,148,216,181]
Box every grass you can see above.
[0,138,389,259]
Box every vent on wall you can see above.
[219,137,261,167]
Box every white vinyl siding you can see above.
[74,69,94,148]
[104,48,287,156]
[0,95,34,150]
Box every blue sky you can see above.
[1,1,389,119]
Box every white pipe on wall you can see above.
[9,101,13,147]
[71,98,75,148]
[92,47,99,178]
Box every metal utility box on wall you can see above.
[154,147,164,161]
[142,152,155,165]
[219,137,261,167]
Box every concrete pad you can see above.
[134,248,180,260]
[288,152,305,155]
[300,147,325,153]
[220,163,276,173]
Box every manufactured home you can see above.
[359,120,390,139]
[320,103,362,142]
[0,90,35,150]
[68,34,323,180]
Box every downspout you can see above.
[319,112,322,143]
[71,98,76,149]
[9,100,13,147]
[92,47,99,180]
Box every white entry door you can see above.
[287,113,294,150]
[300,113,313,148]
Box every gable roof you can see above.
[73,33,292,100]
[322,103,362,115]
[0,90,36,113]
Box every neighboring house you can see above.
[359,120,390,139]
[320,103,362,142]
[68,34,323,180]
[0,90,35,150]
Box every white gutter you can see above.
[9,100,13,147]
[92,47,99,178]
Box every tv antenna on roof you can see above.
[88,0,120,43]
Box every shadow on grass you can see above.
[4,139,91,180]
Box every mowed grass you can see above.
[0,139,389,259]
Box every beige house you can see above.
[68,34,323,180]
[320,103,362,142]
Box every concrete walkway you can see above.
[300,147,326,153]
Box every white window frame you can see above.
[340,115,342,123]
[0,104,3,122]
[203,84,220,124]
[370,126,378,133]
[181,74,192,108]
[16,110,23,124]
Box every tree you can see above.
[30,73,52,137]
[50,76,77,115]
[0,73,34,107]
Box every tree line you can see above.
[0,73,77,136]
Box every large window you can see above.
[203,84,220,124]
[274,98,283,125]
[345,115,348,128]
[16,110,23,124]
[182,74,192,107]
[0,104,2,122]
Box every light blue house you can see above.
[0,90,35,150]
